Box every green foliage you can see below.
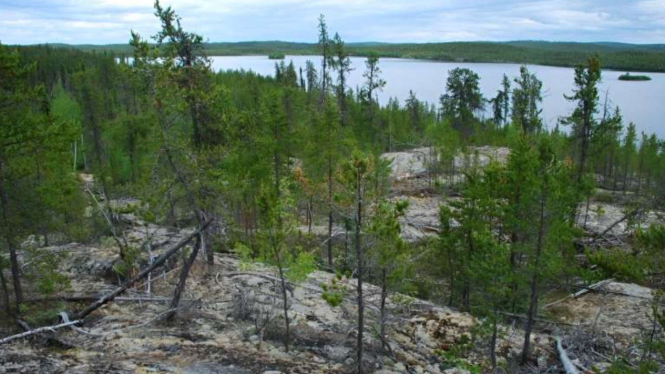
[20,301,67,327]
[23,246,70,295]
[321,272,348,307]
[511,66,543,134]
[52,41,665,73]
[112,244,141,278]
[436,333,481,374]
[618,73,651,81]
[439,68,484,137]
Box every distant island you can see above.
[30,40,665,73]
[619,72,652,81]
[268,52,285,60]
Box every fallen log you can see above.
[0,319,82,346]
[26,295,186,303]
[556,336,580,374]
[589,209,641,245]
[543,279,614,309]
[220,271,295,295]
[74,218,213,320]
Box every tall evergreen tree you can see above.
[511,66,543,134]
[439,68,484,137]
[565,56,601,185]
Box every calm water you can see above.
[210,55,665,138]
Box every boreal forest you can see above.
[1,2,664,374]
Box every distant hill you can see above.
[28,40,665,72]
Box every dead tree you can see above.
[75,218,212,320]
[166,234,201,321]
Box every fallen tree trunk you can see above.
[0,319,81,346]
[589,209,640,245]
[27,296,191,303]
[543,279,614,309]
[74,218,213,320]
[556,336,580,374]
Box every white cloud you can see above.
[0,0,662,44]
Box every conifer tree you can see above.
[511,66,543,134]
[336,150,374,374]
[623,123,637,194]
[317,15,333,108]
[332,33,352,127]
[361,52,386,148]
[439,68,483,137]
[565,56,601,185]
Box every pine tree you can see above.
[565,56,601,185]
[361,52,386,148]
[336,150,374,374]
[439,68,484,137]
[317,15,333,109]
[331,33,352,127]
[622,123,637,194]
[511,66,543,134]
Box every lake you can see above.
[210,55,665,138]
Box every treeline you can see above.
[37,39,665,72]
[2,3,665,372]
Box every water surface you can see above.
[210,55,665,137]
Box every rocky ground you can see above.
[1,218,655,373]
[1,148,662,373]
[0,207,570,374]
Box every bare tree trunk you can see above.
[75,219,211,320]
[274,246,290,352]
[0,166,22,314]
[522,170,548,364]
[166,234,201,321]
[307,196,313,235]
[490,308,498,369]
[380,268,387,350]
[328,153,334,268]
[0,262,11,317]
[205,229,213,266]
[355,171,364,374]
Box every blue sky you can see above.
[1,0,664,45]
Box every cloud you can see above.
[0,0,663,45]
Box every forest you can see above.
[1,2,664,374]
[43,39,665,73]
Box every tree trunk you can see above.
[328,153,334,268]
[166,234,201,321]
[307,196,313,235]
[380,268,388,351]
[75,219,211,320]
[355,171,364,374]
[0,166,22,314]
[623,157,629,195]
[576,107,590,186]
[274,245,290,352]
[0,261,11,317]
[205,229,214,266]
[490,308,498,369]
[448,247,455,307]
[521,170,548,364]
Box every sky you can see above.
[1,0,664,45]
